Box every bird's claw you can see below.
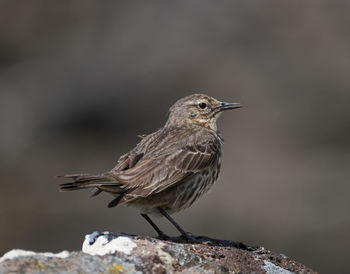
[180,232,203,243]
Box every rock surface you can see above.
[0,232,317,273]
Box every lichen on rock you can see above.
[0,232,317,273]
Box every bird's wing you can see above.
[112,151,145,172]
[113,130,221,200]
[111,129,164,173]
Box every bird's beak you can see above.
[215,102,242,112]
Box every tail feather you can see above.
[90,188,103,197]
[107,194,125,208]
[59,172,129,209]
[59,173,121,192]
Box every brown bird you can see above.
[59,94,241,241]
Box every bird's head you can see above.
[166,94,242,131]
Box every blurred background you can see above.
[1,1,349,273]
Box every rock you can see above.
[0,232,317,273]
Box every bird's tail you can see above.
[59,173,122,194]
[59,173,129,208]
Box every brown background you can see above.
[1,1,349,273]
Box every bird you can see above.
[59,93,242,241]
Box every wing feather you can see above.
[111,128,221,201]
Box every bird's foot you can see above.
[180,232,203,243]
[156,232,173,240]
[156,231,209,244]
[156,232,201,243]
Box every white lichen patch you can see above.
[0,249,69,263]
[155,242,174,266]
[82,232,137,256]
[262,260,294,274]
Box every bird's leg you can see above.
[158,207,199,242]
[140,213,170,239]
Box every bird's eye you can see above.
[198,102,207,109]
